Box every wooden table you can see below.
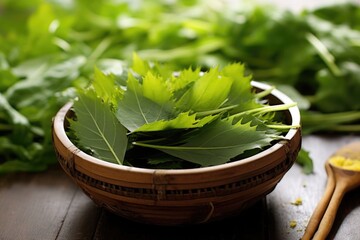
[1,134,360,240]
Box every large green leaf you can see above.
[134,118,275,166]
[116,73,174,132]
[71,91,128,164]
[176,67,232,112]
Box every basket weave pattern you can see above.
[55,145,296,202]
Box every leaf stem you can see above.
[133,142,207,150]
[85,36,113,69]
[230,102,297,119]
[305,32,342,77]
[255,86,275,99]
[133,141,261,151]
[329,124,360,132]
[266,124,300,130]
[301,111,360,124]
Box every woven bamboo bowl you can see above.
[52,81,301,226]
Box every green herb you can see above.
[296,148,314,174]
[70,90,128,165]
[70,56,298,168]
[2,0,360,172]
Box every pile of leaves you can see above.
[70,55,298,168]
[1,0,359,172]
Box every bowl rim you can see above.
[53,80,301,176]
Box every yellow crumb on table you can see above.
[329,156,360,171]
[289,220,297,229]
[290,197,302,206]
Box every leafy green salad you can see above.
[69,55,298,168]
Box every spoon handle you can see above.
[312,182,347,240]
[302,164,335,240]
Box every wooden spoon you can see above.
[302,141,360,240]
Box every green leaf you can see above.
[134,111,217,132]
[0,93,29,128]
[0,93,31,145]
[276,84,310,110]
[24,3,58,58]
[314,62,360,113]
[6,56,86,110]
[0,53,17,92]
[300,110,360,134]
[296,148,314,174]
[117,73,174,132]
[0,160,47,174]
[71,90,128,164]
[134,118,275,166]
[312,3,360,27]
[169,67,201,94]
[132,52,151,76]
[221,63,253,107]
[92,67,123,107]
[176,67,232,112]
[0,138,48,173]
[142,71,172,105]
